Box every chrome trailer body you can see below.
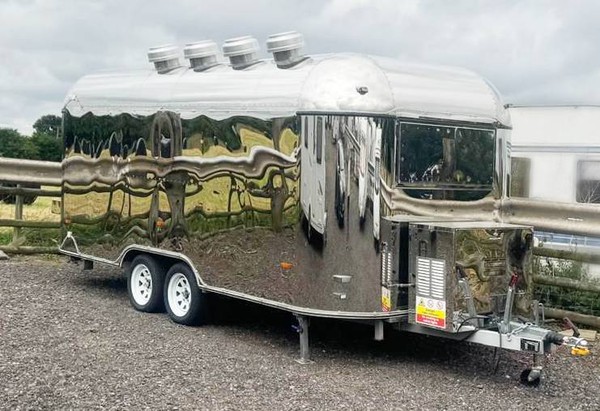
[55,51,581,368]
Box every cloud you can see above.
[0,0,599,133]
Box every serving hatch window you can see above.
[397,123,495,200]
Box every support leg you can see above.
[294,314,313,364]
[491,347,501,374]
[374,320,384,341]
[520,353,543,387]
[519,300,543,386]
[530,353,543,380]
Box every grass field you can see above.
[64,126,299,221]
[0,195,60,223]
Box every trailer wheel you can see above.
[164,263,207,326]
[127,255,165,313]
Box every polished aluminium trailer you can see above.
[55,33,587,381]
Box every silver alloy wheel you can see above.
[167,272,191,317]
[130,263,153,306]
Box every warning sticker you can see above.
[381,287,391,312]
[416,297,446,329]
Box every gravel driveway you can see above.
[1,255,599,410]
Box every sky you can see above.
[1,0,599,135]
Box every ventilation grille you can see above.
[416,257,445,299]
[381,243,393,286]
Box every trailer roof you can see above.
[64,53,509,126]
[509,106,600,149]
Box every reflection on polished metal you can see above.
[1,44,598,365]
[59,112,329,309]
[61,147,295,187]
[380,181,600,237]
[54,111,536,316]
[2,154,600,239]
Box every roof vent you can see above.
[147,44,181,74]
[184,40,220,72]
[266,31,307,69]
[222,36,261,70]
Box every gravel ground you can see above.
[1,255,599,410]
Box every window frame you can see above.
[576,159,600,204]
[394,120,497,192]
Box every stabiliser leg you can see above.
[293,314,313,364]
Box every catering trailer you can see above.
[54,32,587,383]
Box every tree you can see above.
[577,179,600,204]
[0,128,38,159]
[0,121,62,162]
[33,114,62,138]
[30,114,63,161]
[576,161,600,204]
[31,132,62,162]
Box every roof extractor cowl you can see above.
[266,31,307,69]
[222,36,261,70]
[184,40,220,72]
[147,44,181,74]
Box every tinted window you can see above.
[397,124,451,183]
[397,123,495,201]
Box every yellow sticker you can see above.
[415,297,446,329]
[381,287,391,312]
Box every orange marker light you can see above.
[280,262,293,270]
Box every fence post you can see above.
[12,184,23,245]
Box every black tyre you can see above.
[22,194,38,205]
[126,254,165,313]
[0,182,39,205]
[164,263,208,326]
